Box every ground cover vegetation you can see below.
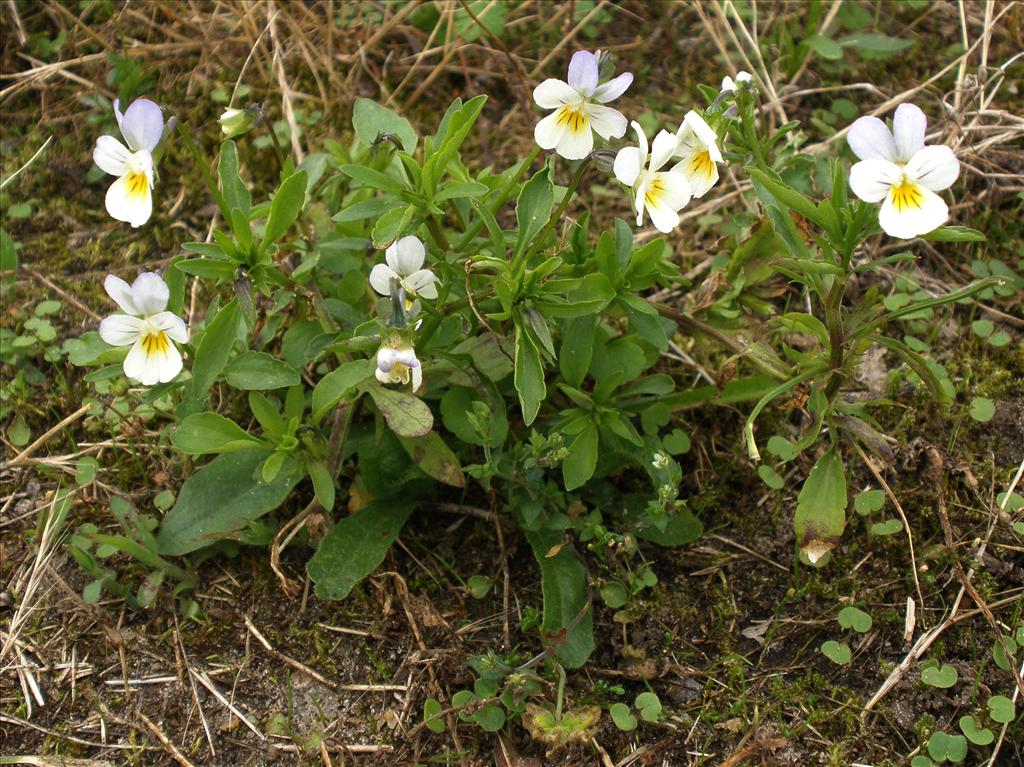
[1,1,1023,765]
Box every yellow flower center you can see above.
[644,178,665,208]
[142,330,169,356]
[688,150,715,181]
[890,179,924,212]
[126,170,149,199]
[555,104,589,135]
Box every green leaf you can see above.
[473,704,506,732]
[398,431,465,487]
[920,663,958,689]
[609,703,637,731]
[871,518,903,536]
[805,34,844,60]
[365,382,434,437]
[332,197,396,223]
[525,530,594,668]
[308,461,335,511]
[423,698,445,734]
[969,396,995,423]
[794,448,848,564]
[987,694,1015,723]
[192,299,241,398]
[635,692,662,722]
[218,140,251,215]
[156,450,303,555]
[307,500,415,600]
[261,169,308,249]
[747,168,831,231]
[248,391,284,438]
[821,640,851,664]
[958,715,994,746]
[634,507,703,547]
[422,95,486,195]
[515,167,554,259]
[514,321,545,426]
[927,731,967,763]
[562,422,598,491]
[758,464,784,490]
[370,203,415,249]
[312,359,376,421]
[174,259,237,280]
[911,757,934,767]
[599,581,628,608]
[352,98,417,153]
[171,412,262,455]
[854,489,885,516]
[466,575,493,599]
[838,33,914,53]
[224,351,300,390]
[837,605,873,633]
[7,414,30,447]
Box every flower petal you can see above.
[585,103,627,140]
[118,98,165,153]
[369,264,400,296]
[123,334,181,385]
[130,272,169,315]
[649,130,678,172]
[654,171,692,210]
[634,177,650,226]
[593,72,633,103]
[534,110,568,150]
[904,145,959,192]
[93,136,132,176]
[150,311,189,343]
[405,269,438,299]
[555,113,593,160]
[392,235,426,274]
[376,347,399,373]
[846,116,897,162]
[99,314,144,346]
[105,172,153,228]
[721,76,737,93]
[613,146,642,186]
[630,120,649,167]
[673,149,718,198]
[681,111,722,162]
[533,78,578,109]
[104,274,140,314]
[646,198,681,234]
[567,51,598,97]
[411,364,422,392]
[849,159,902,203]
[892,103,926,162]
[878,182,948,239]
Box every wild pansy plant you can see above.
[93,98,164,227]
[68,52,1002,697]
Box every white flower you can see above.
[375,342,422,392]
[98,272,188,385]
[847,103,960,239]
[721,71,753,92]
[652,452,670,470]
[368,236,438,305]
[92,98,164,228]
[533,50,633,160]
[672,111,724,198]
[613,121,692,233]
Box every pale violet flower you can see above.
[847,103,960,239]
[533,50,633,160]
[375,341,422,392]
[673,111,724,198]
[369,236,438,305]
[721,71,753,92]
[92,98,164,228]
[613,121,692,233]
[98,272,188,385]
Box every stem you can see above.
[554,663,566,722]
[823,275,848,399]
[455,145,541,252]
[425,215,450,252]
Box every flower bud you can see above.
[219,105,261,139]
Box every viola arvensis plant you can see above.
[93,98,165,228]
[673,111,724,198]
[847,103,960,239]
[99,272,188,385]
[369,235,438,306]
[533,50,633,160]
[375,339,422,392]
[614,121,692,233]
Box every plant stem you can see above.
[555,663,566,722]
[454,145,540,252]
[425,215,450,252]
[177,122,229,218]
[521,155,591,266]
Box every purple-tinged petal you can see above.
[567,51,599,97]
[119,98,165,152]
[593,72,633,103]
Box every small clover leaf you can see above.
[958,714,993,745]
[920,663,958,689]
[634,692,662,722]
[854,488,885,516]
[423,698,445,733]
[927,731,967,763]
[987,694,1015,724]
[969,396,995,423]
[837,606,873,633]
[821,640,851,665]
[609,702,637,731]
